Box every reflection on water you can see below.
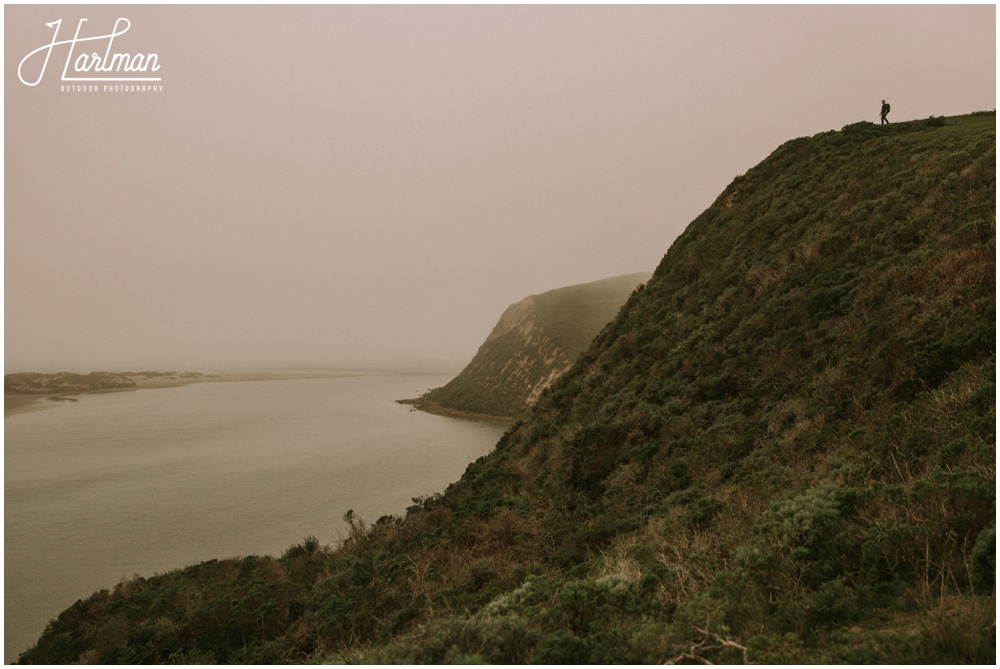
[4,374,506,662]
[4,395,56,416]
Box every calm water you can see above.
[4,374,507,662]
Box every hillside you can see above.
[18,113,995,664]
[404,272,651,419]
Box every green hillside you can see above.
[530,273,653,356]
[407,272,651,419]
[19,113,995,664]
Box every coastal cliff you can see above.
[19,113,995,665]
[405,272,651,419]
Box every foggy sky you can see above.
[4,4,995,373]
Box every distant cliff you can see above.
[4,371,137,395]
[405,272,651,419]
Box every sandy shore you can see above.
[127,371,358,390]
[4,372,359,416]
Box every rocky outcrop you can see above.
[404,272,651,419]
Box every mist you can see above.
[5,4,995,373]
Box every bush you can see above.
[547,576,629,635]
[684,496,725,529]
[281,535,321,559]
[755,485,844,551]
[969,524,995,592]
[535,630,592,663]
[368,614,540,664]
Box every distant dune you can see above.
[403,272,652,419]
[4,371,138,395]
[4,370,357,398]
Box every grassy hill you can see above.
[18,112,995,664]
[406,272,651,419]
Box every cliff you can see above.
[19,113,995,665]
[406,272,651,419]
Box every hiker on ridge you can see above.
[880,100,890,125]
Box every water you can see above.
[4,374,507,662]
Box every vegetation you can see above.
[18,112,995,664]
[405,272,650,418]
[4,371,138,395]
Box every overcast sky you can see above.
[4,4,995,373]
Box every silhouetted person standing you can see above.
[880,100,890,124]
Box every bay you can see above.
[4,374,506,662]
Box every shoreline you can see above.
[129,371,360,391]
[4,372,361,416]
[396,397,516,426]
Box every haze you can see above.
[4,5,995,373]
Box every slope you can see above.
[407,272,651,419]
[18,113,995,665]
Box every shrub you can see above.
[535,630,592,663]
[755,484,844,550]
[368,614,540,664]
[684,496,725,529]
[969,524,995,592]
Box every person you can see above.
[880,100,890,125]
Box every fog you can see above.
[5,5,995,373]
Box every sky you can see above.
[4,4,996,373]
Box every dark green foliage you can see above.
[281,535,321,559]
[20,113,995,664]
[357,614,541,664]
[969,524,995,592]
[684,496,725,529]
[534,630,592,664]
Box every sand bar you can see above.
[128,371,359,390]
[5,371,360,416]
